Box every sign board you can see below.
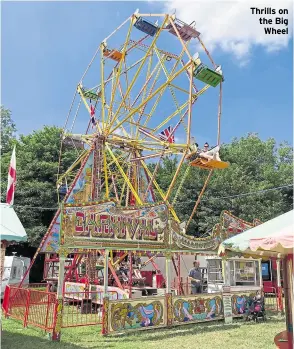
[60,201,170,251]
[222,294,233,324]
[222,286,233,324]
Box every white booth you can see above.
[206,256,262,293]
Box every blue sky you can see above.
[2,1,293,147]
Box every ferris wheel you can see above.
[58,10,228,236]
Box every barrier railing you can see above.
[23,283,49,291]
[3,286,57,330]
[62,290,107,327]
[3,286,120,330]
[264,287,279,312]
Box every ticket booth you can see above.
[206,257,262,293]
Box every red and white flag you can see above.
[6,145,16,205]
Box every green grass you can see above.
[8,303,102,328]
[2,314,286,349]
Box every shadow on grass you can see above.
[106,315,286,343]
[1,329,114,349]
[2,315,285,349]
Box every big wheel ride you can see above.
[57,10,227,240]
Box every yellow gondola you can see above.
[190,157,229,170]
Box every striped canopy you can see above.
[218,210,294,257]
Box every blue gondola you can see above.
[58,185,67,195]
[134,17,159,37]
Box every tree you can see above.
[1,125,78,246]
[152,134,293,236]
[0,106,16,154]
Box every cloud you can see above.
[163,0,292,65]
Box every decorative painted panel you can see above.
[108,297,165,333]
[231,292,256,316]
[172,294,223,324]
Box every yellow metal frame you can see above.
[58,13,224,237]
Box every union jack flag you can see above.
[158,126,175,143]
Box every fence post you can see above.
[2,286,11,317]
[102,296,110,335]
[23,289,31,328]
[165,292,173,327]
[44,293,51,331]
[51,298,63,341]
[51,254,66,341]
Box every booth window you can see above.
[230,260,259,286]
[207,259,223,283]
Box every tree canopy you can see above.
[154,134,293,236]
[1,106,16,154]
[1,108,77,246]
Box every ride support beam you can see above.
[140,160,180,222]
[186,169,214,228]
[129,252,133,299]
[109,61,192,135]
[107,145,143,205]
[100,249,124,290]
[276,258,284,313]
[109,15,169,130]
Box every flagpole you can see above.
[6,145,16,206]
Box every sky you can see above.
[1,0,293,147]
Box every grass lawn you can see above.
[2,314,286,349]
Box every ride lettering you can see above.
[70,211,158,241]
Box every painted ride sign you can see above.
[60,201,170,250]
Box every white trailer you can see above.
[1,254,30,298]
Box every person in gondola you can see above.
[187,140,222,163]
[199,142,221,161]
[186,137,200,161]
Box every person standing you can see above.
[189,261,202,294]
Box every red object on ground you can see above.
[274,330,293,349]
[140,271,153,287]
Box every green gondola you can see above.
[79,87,101,101]
[194,65,223,87]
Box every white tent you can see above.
[0,203,27,242]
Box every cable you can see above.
[9,183,293,211]
[194,184,293,203]
[172,184,293,207]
